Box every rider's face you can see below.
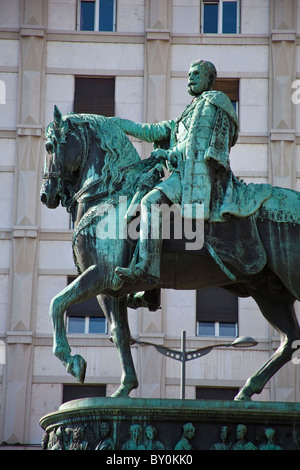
[188,64,209,96]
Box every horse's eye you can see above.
[46,142,53,153]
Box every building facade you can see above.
[0,0,300,448]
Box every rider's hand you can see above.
[150,148,168,160]
[167,151,178,168]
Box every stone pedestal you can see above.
[40,398,300,450]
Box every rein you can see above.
[65,176,109,210]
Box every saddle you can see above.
[127,214,267,311]
[162,213,267,279]
[204,215,267,278]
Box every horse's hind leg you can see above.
[235,287,300,401]
[97,294,138,397]
[49,264,104,383]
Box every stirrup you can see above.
[115,266,138,283]
[115,265,159,284]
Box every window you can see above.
[71,77,115,226]
[67,315,107,334]
[214,78,239,115]
[78,0,116,32]
[197,321,237,337]
[74,77,115,116]
[66,277,107,334]
[63,384,106,403]
[196,287,238,337]
[202,1,239,34]
[196,386,239,400]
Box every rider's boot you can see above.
[116,188,164,284]
[116,252,160,284]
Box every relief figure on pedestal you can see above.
[210,425,232,450]
[231,424,257,451]
[144,425,165,450]
[259,427,283,450]
[95,421,115,450]
[67,425,88,450]
[122,424,146,450]
[174,422,196,450]
[49,426,65,450]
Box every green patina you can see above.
[40,60,300,406]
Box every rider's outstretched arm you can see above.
[110,117,171,144]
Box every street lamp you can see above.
[132,331,258,399]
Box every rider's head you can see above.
[188,60,217,97]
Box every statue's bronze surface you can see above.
[40,60,300,401]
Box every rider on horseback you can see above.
[112,60,267,284]
[112,60,239,283]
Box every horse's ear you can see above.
[54,105,63,127]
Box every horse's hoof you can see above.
[111,381,138,398]
[67,354,87,383]
[111,388,126,398]
[234,391,252,401]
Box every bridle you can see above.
[43,151,75,206]
[43,120,106,214]
[43,123,86,209]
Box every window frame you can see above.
[196,320,238,338]
[74,76,115,116]
[201,0,240,34]
[196,286,239,338]
[77,0,117,32]
[67,315,108,335]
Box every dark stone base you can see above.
[40,398,300,450]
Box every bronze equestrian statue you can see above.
[40,60,300,401]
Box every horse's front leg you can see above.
[50,265,104,383]
[97,295,138,397]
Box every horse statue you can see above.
[40,105,300,401]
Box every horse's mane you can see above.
[46,113,144,196]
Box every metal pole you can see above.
[181,330,186,399]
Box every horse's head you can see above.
[41,106,148,215]
[40,106,86,209]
